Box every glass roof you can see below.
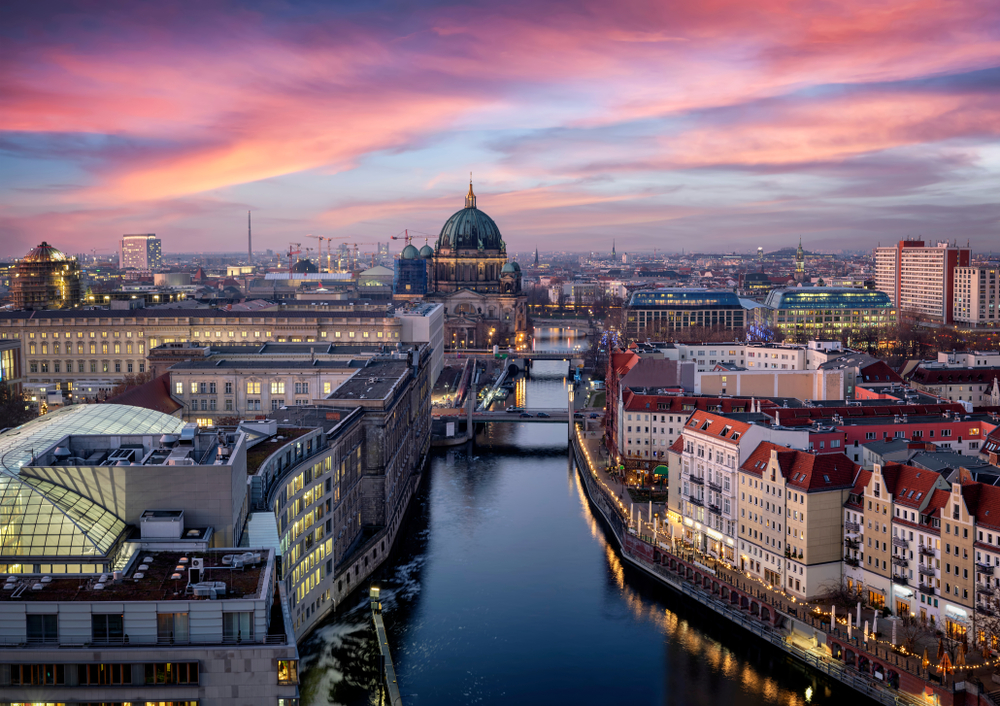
[629,288,742,308]
[0,405,184,560]
[765,287,893,310]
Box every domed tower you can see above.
[500,260,521,294]
[431,180,508,294]
[11,241,82,310]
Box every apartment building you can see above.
[954,266,1000,327]
[904,357,1000,409]
[694,367,845,400]
[119,233,162,270]
[738,442,856,600]
[874,239,970,324]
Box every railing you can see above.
[891,556,908,568]
[4,633,286,649]
[845,556,861,568]
[891,574,909,585]
[708,503,722,515]
[918,565,935,576]
[688,495,704,507]
[689,476,704,485]
[707,480,722,493]
[844,521,861,533]
[845,538,860,550]
[978,585,995,596]
[892,537,908,548]
[977,563,995,575]
[918,584,936,596]
[919,545,935,556]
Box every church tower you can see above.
[794,237,806,282]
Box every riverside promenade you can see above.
[571,425,997,706]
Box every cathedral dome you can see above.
[501,261,520,273]
[291,258,319,273]
[436,182,505,253]
[418,244,435,258]
[401,244,420,260]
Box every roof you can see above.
[620,358,690,391]
[620,389,775,414]
[907,366,1000,385]
[437,200,505,253]
[764,287,893,310]
[972,484,1000,529]
[684,411,752,446]
[0,306,388,320]
[740,441,857,491]
[628,288,743,308]
[104,373,182,415]
[760,403,966,423]
[0,405,183,560]
[879,463,947,509]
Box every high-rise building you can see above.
[119,234,162,270]
[10,241,82,310]
[873,239,970,324]
[954,265,999,327]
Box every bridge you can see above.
[433,408,570,423]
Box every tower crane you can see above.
[306,235,330,272]
[287,242,302,273]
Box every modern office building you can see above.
[9,242,82,311]
[954,265,999,327]
[874,239,970,324]
[760,287,896,338]
[119,233,162,270]
[625,289,746,339]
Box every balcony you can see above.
[892,537,909,549]
[919,565,936,576]
[707,480,722,493]
[919,545,935,557]
[844,521,861,533]
[845,538,860,550]
[977,563,995,575]
[708,503,722,515]
[844,556,861,568]
[892,556,909,568]
[919,584,936,596]
[688,495,704,507]
[978,585,995,596]
[689,476,704,486]
[891,574,909,585]
[979,603,996,617]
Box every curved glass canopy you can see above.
[0,405,184,561]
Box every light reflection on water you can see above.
[298,395,869,706]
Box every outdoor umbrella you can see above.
[938,638,945,661]
[940,652,953,674]
[922,648,929,669]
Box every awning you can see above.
[653,465,669,477]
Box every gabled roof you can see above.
[104,373,182,415]
[972,483,1000,529]
[879,463,944,509]
[669,436,685,454]
[740,441,856,490]
[610,350,640,378]
[684,411,751,446]
[907,366,1000,385]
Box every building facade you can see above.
[760,287,896,339]
[9,242,82,311]
[874,239,971,324]
[625,289,746,339]
[119,234,163,271]
[954,265,1000,327]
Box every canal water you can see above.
[298,362,871,706]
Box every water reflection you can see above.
[298,409,867,706]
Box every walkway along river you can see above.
[297,366,872,705]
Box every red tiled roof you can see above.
[762,403,965,422]
[972,484,1000,529]
[908,366,1000,385]
[669,436,685,453]
[882,463,945,508]
[924,489,951,518]
[740,441,856,490]
[610,351,640,378]
[685,411,752,446]
[621,389,774,414]
[104,373,182,416]
[858,360,904,384]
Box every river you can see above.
[298,362,870,706]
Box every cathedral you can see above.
[424,182,527,349]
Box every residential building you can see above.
[903,351,1000,407]
[694,367,845,400]
[119,234,162,270]
[874,239,970,324]
[738,442,856,599]
[954,265,1000,327]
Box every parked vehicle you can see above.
[537,412,550,418]
[506,406,524,413]
[519,413,533,418]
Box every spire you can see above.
[534,246,539,266]
[465,173,476,209]
[612,239,616,258]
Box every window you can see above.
[247,381,261,394]
[323,382,332,394]
[11,663,66,685]
[225,399,233,411]
[79,663,132,685]
[92,613,124,643]
[278,659,299,685]
[191,382,198,393]
[223,611,253,642]
[296,382,309,395]
[26,614,58,643]
[144,661,199,685]
[210,382,217,394]
[157,612,190,643]
[271,381,285,394]
[225,382,233,394]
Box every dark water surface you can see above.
[298,365,871,706]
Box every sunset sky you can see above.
[2,0,999,258]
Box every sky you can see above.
[1,0,999,258]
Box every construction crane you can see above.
[306,235,325,272]
[287,242,302,273]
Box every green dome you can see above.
[501,261,520,273]
[401,244,419,259]
[436,182,505,253]
[418,244,435,258]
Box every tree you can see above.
[214,415,243,427]
[0,381,34,429]
[108,371,154,399]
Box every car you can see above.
[574,412,584,419]
[506,406,524,413]
[519,413,533,418]
[537,412,550,418]
[589,413,599,419]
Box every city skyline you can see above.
[3,1,1000,257]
